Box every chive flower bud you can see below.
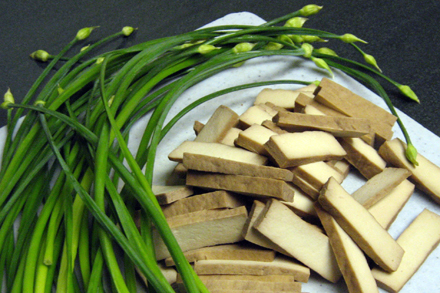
[198,44,220,54]
[314,47,338,57]
[299,4,323,16]
[232,42,255,53]
[289,35,304,43]
[364,53,382,72]
[398,85,420,103]
[30,50,51,62]
[301,43,314,58]
[264,42,283,51]
[405,142,419,166]
[122,26,136,37]
[1,88,14,109]
[278,35,294,45]
[80,44,91,52]
[311,80,321,86]
[76,26,99,40]
[311,57,333,77]
[96,57,105,64]
[340,33,367,44]
[284,17,308,28]
[34,100,46,107]
[301,35,326,43]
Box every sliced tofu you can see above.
[153,206,248,260]
[254,87,314,110]
[193,120,204,135]
[220,127,242,146]
[372,209,440,293]
[291,174,320,200]
[264,131,346,168]
[315,204,379,293]
[351,168,411,209]
[318,178,404,272]
[261,120,289,134]
[188,278,302,292]
[253,199,342,283]
[368,180,415,230]
[186,171,295,202]
[281,185,317,218]
[274,112,371,137]
[294,93,347,117]
[161,190,245,218]
[339,137,387,179]
[152,185,194,205]
[168,141,268,165]
[182,153,293,181]
[238,105,277,129]
[326,159,351,179]
[290,161,345,191]
[164,243,276,266]
[194,105,239,143]
[234,124,278,155]
[378,138,440,204]
[193,255,311,283]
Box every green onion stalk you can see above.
[0,4,420,293]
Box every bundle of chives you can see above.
[0,4,419,293]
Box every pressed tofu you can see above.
[294,93,348,117]
[186,171,295,202]
[326,159,351,179]
[315,204,379,293]
[264,131,346,168]
[281,185,317,218]
[291,174,320,200]
[194,105,239,143]
[378,138,440,204]
[168,141,268,165]
[372,209,440,293]
[153,206,248,260]
[152,185,194,205]
[161,190,245,218]
[164,243,276,266]
[261,120,289,134]
[290,161,345,191]
[182,153,293,181]
[351,168,411,209]
[368,180,415,230]
[220,127,242,146]
[193,278,302,292]
[340,137,387,179]
[193,255,311,283]
[274,112,371,137]
[234,124,278,155]
[253,199,342,283]
[238,105,277,129]
[254,87,314,110]
[318,178,404,272]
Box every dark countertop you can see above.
[1,0,439,137]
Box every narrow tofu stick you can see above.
[281,185,317,218]
[152,185,194,205]
[318,178,404,272]
[253,199,342,283]
[368,180,415,230]
[372,209,440,293]
[234,124,278,155]
[326,159,351,179]
[351,168,411,209]
[194,105,239,142]
[294,93,347,117]
[220,127,242,146]
[186,278,302,292]
[315,204,379,293]
[291,161,345,191]
[238,105,276,129]
[378,138,440,204]
[264,131,346,168]
[182,153,293,181]
[254,87,315,110]
[291,174,320,200]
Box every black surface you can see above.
[1,0,439,137]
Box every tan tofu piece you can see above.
[351,168,411,209]
[291,174,320,200]
[372,209,440,293]
[315,204,379,293]
[190,278,302,292]
[220,127,242,146]
[261,120,289,134]
[186,171,295,202]
[378,138,440,204]
[194,105,239,143]
[238,105,277,129]
[164,243,276,266]
[368,180,415,230]
[234,124,278,155]
[254,87,314,110]
[194,255,311,283]
[326,159,351,179]
[303,104,326,115]
[281,185,317,218]
[193,120,204,135]
[137,262,177,286]
[264,131,346,168]
[294,93,347,117]
[152,185,194,205]
[318,178,404,272]
[168,141,268,165]
[161,190,245,218]
[253,199,342,283]
[274,112,371,137]
[183,153,293,181]
[314,78,396,147]
[291,161,345,191]
[340,137,387,179]
[178,274,296,283]
[153,206,248,260]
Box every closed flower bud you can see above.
[30,50,51,62]
[232,42,255,53]
[340,33,367,44]
[1,88,15,109]
[96,57,105,64]
[311,57,333,77]
[405,143,419,166]
[122,26,136,37]
[314,47,338,57]
[34,100,46,107]
[76,26,99,41]
[264,42,283,51]
[80,44,91,52]
[284,17,308,28]
[398,85,420,103]
[198,44,220,54]
[299,4,323,16]
[364,53,382,72]
[289,35,304,43]
[301,43,314,58]
[301,35,326,43]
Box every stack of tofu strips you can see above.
[146,78,440,293]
